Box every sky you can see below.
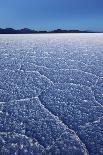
[0,0,103,31]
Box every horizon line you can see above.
[0,27,102,34]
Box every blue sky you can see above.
[0,0,103,31]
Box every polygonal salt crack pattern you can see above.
[42,131,88,155]
[0,98,88,155]
[0,132,44,155]
[0,69,52,102]
[92,77,103,105]
[39,83,103,130]
[0,33,103,155]
[79,117,103,155]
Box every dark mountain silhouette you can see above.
[0,28,96,34]
[49,29,91,33]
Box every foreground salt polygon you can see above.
[0,34,103,155]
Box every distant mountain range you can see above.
[0,28,98,34]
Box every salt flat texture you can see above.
[0,33,103,155]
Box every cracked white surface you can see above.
[0,33,103,155]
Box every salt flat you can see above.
[0,33,103,155]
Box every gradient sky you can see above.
[0,0,103,31]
